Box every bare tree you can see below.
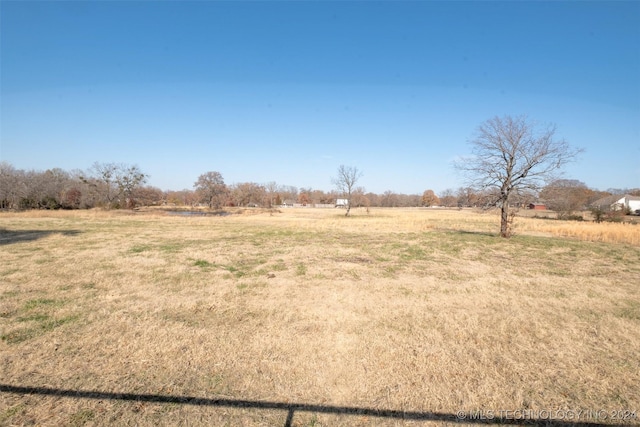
[264,181,279,208]
[165,189,198,207]
[84,162,147,209]
[132,186,164,207]
[230,182,265,207]
[438,189,457,208]
[456,115,581,237]
[332,165,363,216]
[455,187,481,208]
[381,190,399,208]
[0,162,23,209]
[194,171,227,209]
[540,179,592,219]
[87,162,119,207]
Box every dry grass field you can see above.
[1,208,639,426]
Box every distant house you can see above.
[528,203,547,210]
[592,194,640,214]
[612,195,640,213]
[281,199,295,208]
[335,198,349,208]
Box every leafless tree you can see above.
[114,165,147,208]
[194,171,227,209]
[380,190,399,207]
[438,189,457,208]
[540,179,592,219]
[456,115,582,237]
[332,165,363,216]
[132,186,164,207]
[84,162,147,209]
[86,162,119,207]
[0,162,23,209]
[365,192,381,207]
[264,181,279,208]
[165,189,198,207]
[230,182,265,207]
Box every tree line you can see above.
[0,160,455,210]
[0,160,635,213]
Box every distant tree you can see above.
[83,162,146,209]
[455,115,582,237]
[0,162,23,209]
[114,165,147,208]
[422,189,440,207]
[311,189,331,205]
[132,186,164,206]
[230,182,265,207]
[61,187,83,209]
[165,189,198,207]
[365,192,381,207]
[332,165,362,216]
[606,188,640,197]
[380,190,398,207]
[86,162,119,207]
[455,187,481,208]
[20,170,55,209]
[396,193,421,207]
[540,179,592,219]
[298,191,311,206]
[194,171,227,209]
[280,185,299,203]
[438,189,457,207]
[351,186,368,208]
[265,181,279,207]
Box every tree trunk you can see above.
[500,202,510,238]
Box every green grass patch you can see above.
[1,290,19,298]
[226,265,246,278]
[159,243,184,253]
[194,259,214,268]
[17,313,50,322]
[2,314,79,344]
[68,408,95,427]
[129,244,152,253]
[0,404,27,424]
[0,268,20,276]
[616,301,640,321]
[270,260,287,272]
[400,244,426,261]
[24,298,63,310]
[295,263,307,276]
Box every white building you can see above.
[613,195,640,214]
[335,198,349,208]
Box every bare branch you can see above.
[455,115,582,237]
[332,165,363,216]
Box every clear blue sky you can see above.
[1,1,639,194]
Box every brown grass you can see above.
[1,208,639,426]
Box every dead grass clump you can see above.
[520,217,640,245]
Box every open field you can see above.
[1,208,639,426]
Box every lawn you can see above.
[1,208,639,426]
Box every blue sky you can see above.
[1,1,639,194]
